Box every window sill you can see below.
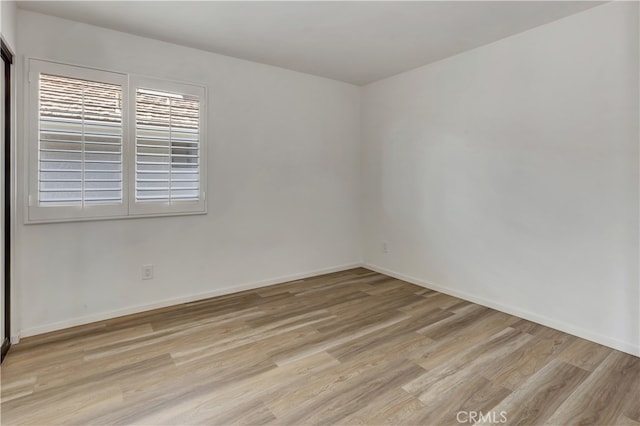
[24,208,207,225]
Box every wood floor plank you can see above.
[478,359,590,425]
[2,384,123,426]
[480,332,574,390]
[272,311,410,366]
[397,292,463,316]
[624,359,640,422]
[359,390,426,425]
[270,358,425,425]
[412,310,519,370]
[339,387,417,425]
[544,351,640,425]
[403,328,533,400]
[411,375,511,426]
[556,336,612,372]
[266,342,428,419]
[1,268,637,425]
[615,414,640,426]
[0,376,36,403]
[326,308,445,362]
[417,303,493,339]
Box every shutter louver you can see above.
[38,74,123,206]
[135,89,200,203]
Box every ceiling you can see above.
[17,1,603,85]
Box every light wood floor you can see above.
[1,268,638,425]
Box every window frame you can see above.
[25,59,207,224]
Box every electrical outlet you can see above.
[142,264,154,280]
[382,241,389,254]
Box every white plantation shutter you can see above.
[38,74,123,205]
[130,77,205,216]
[28,60,129,222]
[135,89,200,202]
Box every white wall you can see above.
[1,0,17,49]
[16,10,362,336]
[362,2,639,356]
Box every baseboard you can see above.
[363,263,640,357]
[19,262,363,339]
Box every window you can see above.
[27,60,206,223]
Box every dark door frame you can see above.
[1,38,13,363]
